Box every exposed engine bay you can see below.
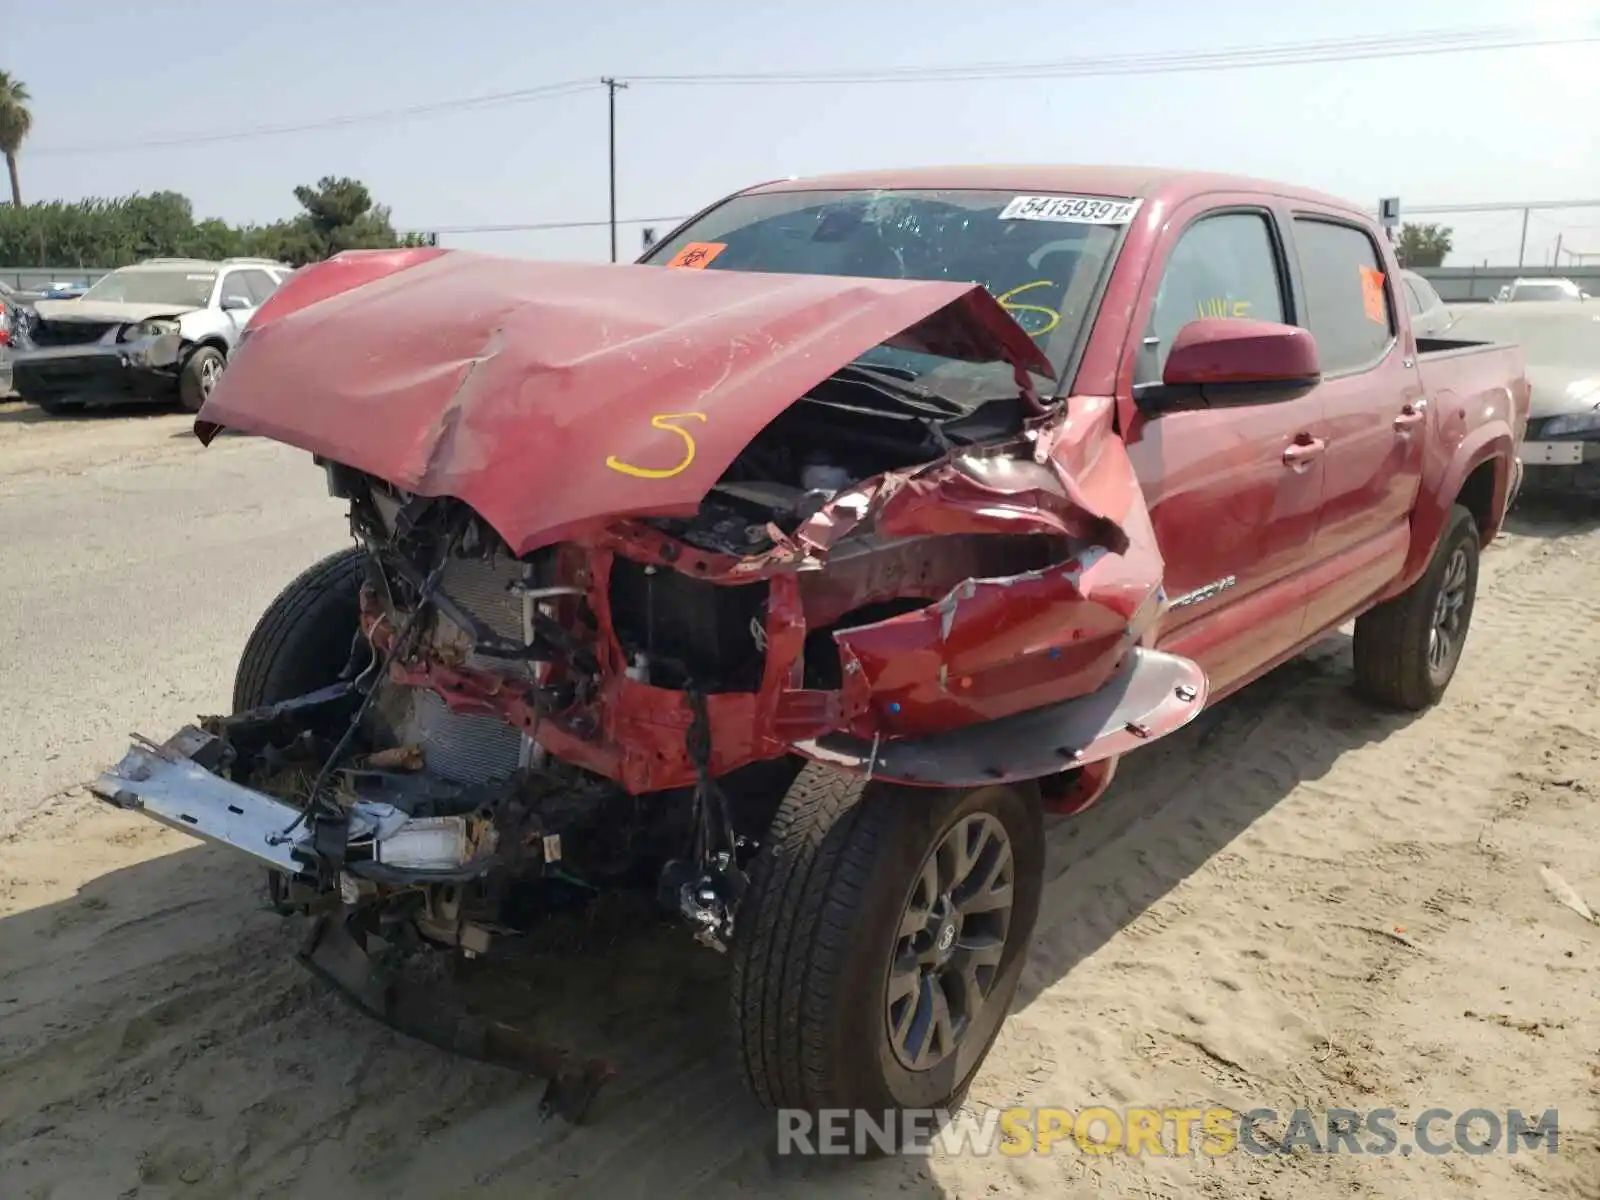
[171,363,1129,946]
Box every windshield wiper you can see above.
[830,363,968,418]
[845,361,919,381]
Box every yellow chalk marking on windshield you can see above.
[605,412,709,479]
[1195,298,1253,318]
[996,280,1061,337]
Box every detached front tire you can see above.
[729,762,1043,1135]
[233,545,370,712]
[1352,503,1480,711]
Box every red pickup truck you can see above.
[91,165,1528,1130]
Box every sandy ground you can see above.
[0,399,1596,1200]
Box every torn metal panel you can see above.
[193,250,1055,556]
[792,647,1206,786]
[830,424,1166,738]
[329,394,1168,790]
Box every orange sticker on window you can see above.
[666,242,726,270]
[1359,265,1386,325]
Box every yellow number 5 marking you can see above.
[996,280,1061,337]
[605,412,708,479]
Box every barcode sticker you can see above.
[999,195,1141,225]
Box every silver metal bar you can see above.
[90,731,310,873]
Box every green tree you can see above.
[1395,222,1453,269]
[0,71,32,207]
[0,176,414,267]
[245,175,413,266]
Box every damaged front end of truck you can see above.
[90,248,1206,1120]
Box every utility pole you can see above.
[602,77,628,263]
[1517,206,1530,268]
[1555,233,1564,266]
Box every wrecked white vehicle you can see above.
[11,257,291,413]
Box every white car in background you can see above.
[1503,277,1591,304]
[10,257,292,414]
[1398,269,1454,336]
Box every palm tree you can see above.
[0,71,33,207]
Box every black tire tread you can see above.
[231,545,368,713]
[179,345,225,413]
[1352,503,1478,711]
[729,762,878,1110]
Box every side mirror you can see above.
[1136,318,1321,414]
[220,294,252,312]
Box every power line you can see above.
[1403,199,1600,214]
[413,197,1600,238]
[27,23,1595,157]
[629,25,1594,84]
[30,79,600,158]
[406,215,688,235]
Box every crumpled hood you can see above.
[1527,364,1600,420]
[32,299,197,324]
[196,248,1056,555]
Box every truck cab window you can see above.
[1139,212,1286,384]
[1291,218,1396,374]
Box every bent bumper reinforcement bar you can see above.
[90,730,618,1123]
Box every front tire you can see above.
[1352,503,1480,711]
[729,763,1043,1136]
[233,546,370,713]
[179,345,226,413]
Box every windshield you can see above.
[81,269,216,308]
[1509,282,1579,303]
[1447,307,1600,368]
[641,188,1130,401]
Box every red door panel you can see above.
[1108,195,1324,695]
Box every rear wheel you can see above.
[728,763,1042,1145]
[233,545,370,713]
[1352,503,1480,711]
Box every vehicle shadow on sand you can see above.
[1504,494,1600,539]
[0,635,1417,1200]
[0,398,179,425]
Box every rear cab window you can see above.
[1138,210,1288,384]
[1291,218,1396,375]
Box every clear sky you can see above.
[9,0,1599,266]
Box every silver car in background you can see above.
[1398,269,1454,336]
[1441,300,1600,499]
[1502,277,1591,304]
[10,256,291,414]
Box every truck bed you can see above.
[1415,336,1527,405]
[1416,335,1508,357]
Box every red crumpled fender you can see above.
[830,397,1168,740]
